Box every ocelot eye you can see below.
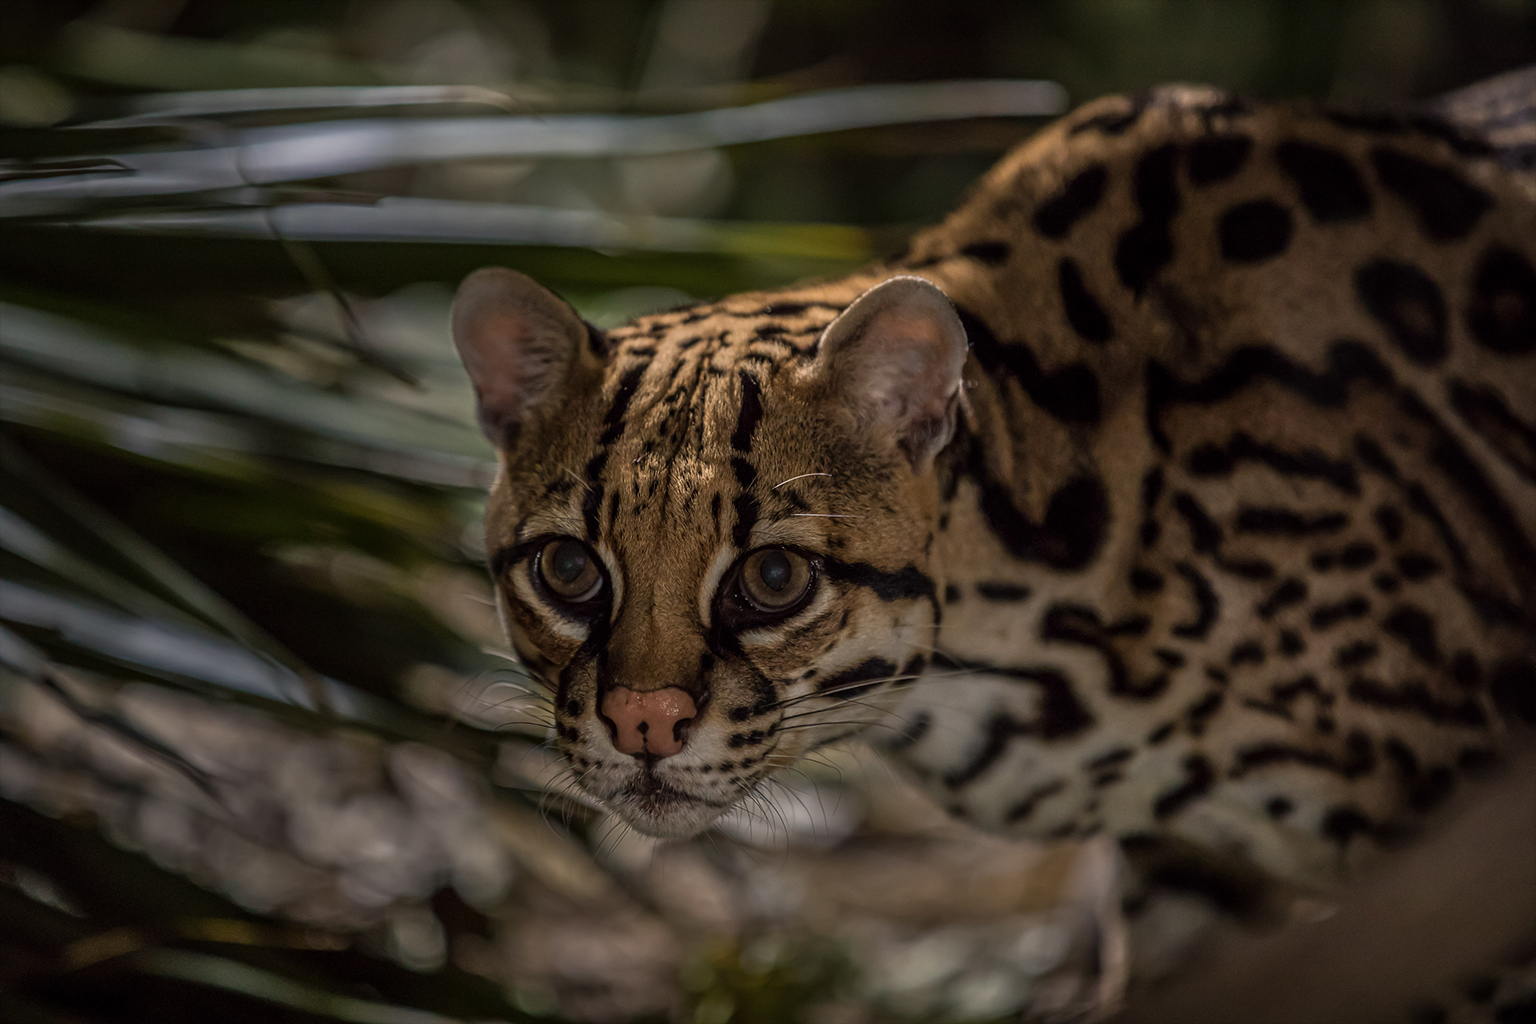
[538,538,605,605]
[735,547,815,617]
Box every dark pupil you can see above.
[759,551,792,592]
[552,542,588,584]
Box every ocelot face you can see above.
[454,269,967,837]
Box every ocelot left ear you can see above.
[812,276,969,469]
[450,267,602,450]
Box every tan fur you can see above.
[460,84,1536,892]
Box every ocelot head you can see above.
[452,267,966,837]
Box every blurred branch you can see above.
[0,301,490,470]
[84,86,528,127]
[1,581,339,712]
[0,625,220,799]
[67,199,874,260]
[0,81,1065,219]
[1,436,336,711]
[267,225,420,388]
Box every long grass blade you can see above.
[0,80,1064,218]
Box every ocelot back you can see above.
[452,69,1536,1010]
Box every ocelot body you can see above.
[451,68,1536,1017]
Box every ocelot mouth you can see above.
[604,771,736,838]
[629,771,691,805]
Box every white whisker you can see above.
[772,472,833,489]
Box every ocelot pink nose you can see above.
[601,687,697,758]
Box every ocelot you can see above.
[451,67,1536,1017]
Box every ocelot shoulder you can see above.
[875,79,1536,888]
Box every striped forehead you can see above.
[595,306,820,454]
[509,295,860,548]
[605,296,842,368]
[578,302,855,535]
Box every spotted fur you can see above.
[456,74,1536,932]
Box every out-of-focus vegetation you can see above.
[2,2,1534,1023]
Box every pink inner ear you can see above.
[451,267,587,447]
[463,310,565,425]
[855,307,963,424]
[821,279,967,467]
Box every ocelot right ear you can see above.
[451,267,603,449]
[811,275,969,470]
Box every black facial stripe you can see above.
[815,657,898,698]
[727,374,765,550]
[554,625,609,732]
[581,453,607,540]
[601,364,647,445]
[776,605,842,648]
[821,557,934,603]
[731,465,759,550]
[575,364,649,540]
[731,372,764,453]
[501,585,553,629]
[722,660,783,723]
